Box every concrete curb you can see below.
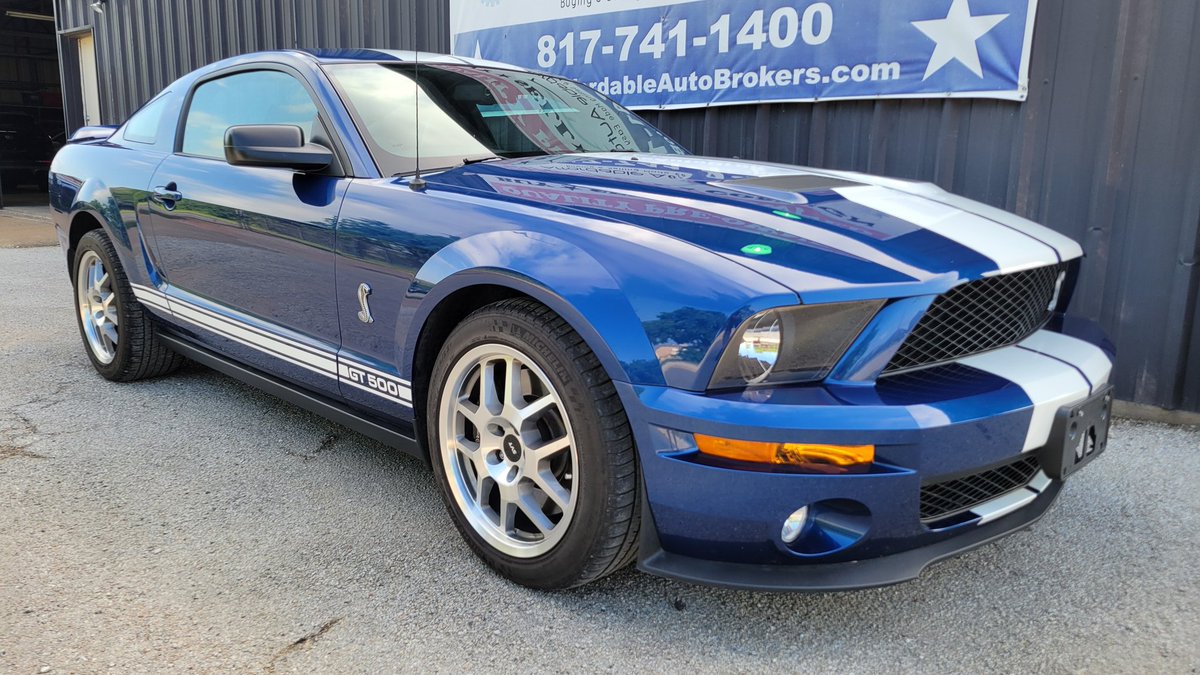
[1114,400,1200,428]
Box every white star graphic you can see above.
[912,0,1009,80]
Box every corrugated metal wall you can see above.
[54,0,1199,412]
[54,0,449,129]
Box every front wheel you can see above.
[428,299,640,589]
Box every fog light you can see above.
[695,434,874,473]
[781,506,809,543]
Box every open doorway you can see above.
[0,0,61,207]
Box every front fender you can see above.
[403,230,665,386]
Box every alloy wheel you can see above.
[438,343,579,558]
[76,249,119,364]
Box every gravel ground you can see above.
[1,245,1197,674]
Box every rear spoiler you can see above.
[67,125,119,144]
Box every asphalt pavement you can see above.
[1,245,1197,674]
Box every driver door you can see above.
[142,68,351,396]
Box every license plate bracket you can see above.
[1042,385,1114,480]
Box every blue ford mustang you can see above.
[50,49,1114,591]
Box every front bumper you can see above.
[619,317,1113,591]
[637,479,1061,592]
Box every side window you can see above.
[181,70,318,159]
[122,94,170,145]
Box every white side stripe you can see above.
[170,302,338,373]
[835,185,1060,274]
[136,284,333,363]
[1018,330,1112,394]
[165,302,338,381]
[959,346,1091,451]
[130,283,413,407]
[135,293,171,312]
[338,362,412,404]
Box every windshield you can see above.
[326,63,686,175]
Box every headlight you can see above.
[709,301,882,389]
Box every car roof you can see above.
[160,49,538,109]
[292,48,531,72]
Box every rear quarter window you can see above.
[122,94,171,145]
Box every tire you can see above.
[427,298,640,589]
[72,229,185,382]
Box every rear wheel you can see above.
[428,299,640,589]
[72,229,184,381]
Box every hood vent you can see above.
[721,175,867,192]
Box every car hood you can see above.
[427,153,1082,302]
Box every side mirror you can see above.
[223,124,332,172]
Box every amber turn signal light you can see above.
[695,434,874,473]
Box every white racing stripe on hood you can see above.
[834,184,1060,274]
[959,346,1092,452]
[581,155,1084,264]
[602,187,934,281]
[1019,330,1112,392]
[582,153,801,179]
[814,169,1084,261]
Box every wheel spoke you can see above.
[516,394,556,423]
[479,360,503,415]
[517,492,555,534]
[528,434,571,462]
[455,397,487,429]
[473,471,493,509]
[101,322,119,346]
[503,356,524,415]
[498,491,519,533]
[454,434,479,456]
[95,271,109,293]
[529,469,570,510]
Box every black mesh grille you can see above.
[885,263,1066,374]
[920,455,1041,522]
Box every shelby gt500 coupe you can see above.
[51,49,1114,591]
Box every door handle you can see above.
[151,183,182,208]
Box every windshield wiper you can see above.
[461,155,504,166]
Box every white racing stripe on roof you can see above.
[834,185,1060,274]
[959,346,1092,452]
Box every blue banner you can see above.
[450,0,1039,110]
